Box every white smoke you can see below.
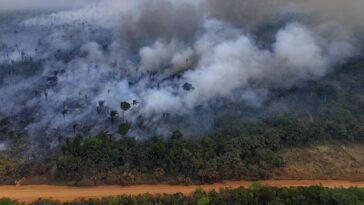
[0,0,362,138]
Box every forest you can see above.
[0,57,363,185]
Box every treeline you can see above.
[56,129,283,185]
[2,184,364,205]
[55,111,363,185]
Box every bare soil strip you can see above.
[1,180,364,203]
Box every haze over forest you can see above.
[0,0,363,142]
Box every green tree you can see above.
[120,101,131,112]
[197,196,210,205]
[0,198,17,205]
[118,123,131,136]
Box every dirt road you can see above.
[1,180,364,202]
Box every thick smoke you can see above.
[0,0,362,141]
[0,0,97,11]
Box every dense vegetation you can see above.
[2,184,364,205]
[0,58,363,185]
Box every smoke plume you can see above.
[0,0,362,141]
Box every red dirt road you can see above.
[1,180,364,202]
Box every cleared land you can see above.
[275,144,364,180]
[1,180,364,203]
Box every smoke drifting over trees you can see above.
[0,0,363,140]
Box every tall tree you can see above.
[110,110,119,125]
[120,101,131,121]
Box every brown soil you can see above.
[1,180,364,203]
